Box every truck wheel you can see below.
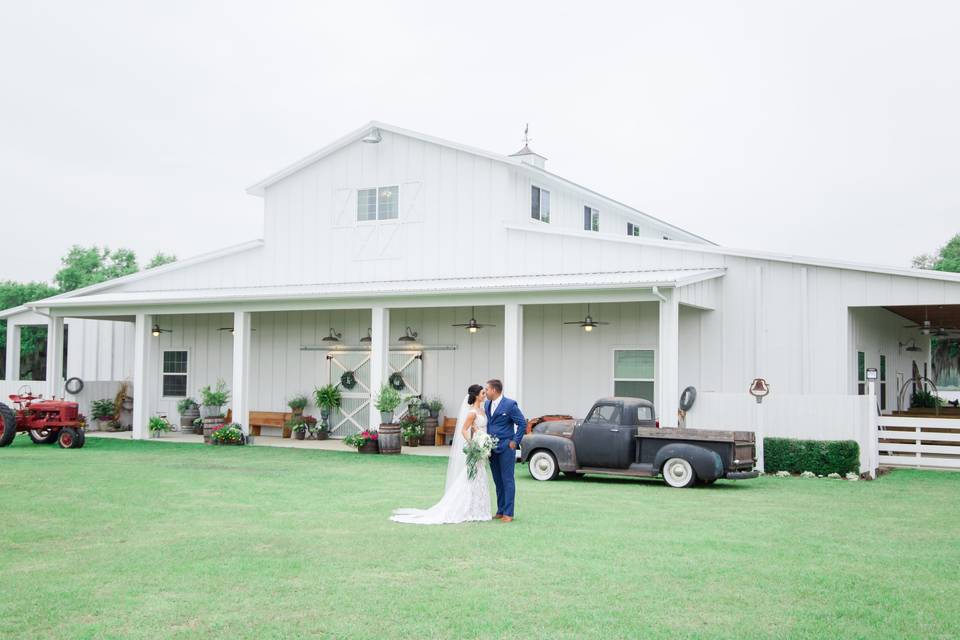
[29,429,58,445]
[528,450,559,481]
[58,428,80,449]
[0,403,16,447]
[662,457,697,488]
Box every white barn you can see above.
[5,122,960,473]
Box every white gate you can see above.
[326,350,423,436]
[878,415,960,470]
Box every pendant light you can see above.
[322,328,342,342]
[452,307,496,334]
[563,304,610,332]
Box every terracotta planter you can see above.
[358,440,379,454]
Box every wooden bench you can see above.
[436,417,457,445]
[249,411,293,438]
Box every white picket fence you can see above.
[878,415,960,470]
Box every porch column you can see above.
[657,288,680,428]
[45,316,64,398]
[369,306,390,429]
[4,322,20,381]
[131,313,152,440]
[231,311,252,435]
[503,303,524,405]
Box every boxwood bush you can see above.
[763,437,860,476]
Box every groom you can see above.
[484,379,527,523]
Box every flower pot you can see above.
[315,430,329,441]
[421,417,438,446]
[429,409,439,419]
[380,411,393,424]
[320,407,331,421]
[378,424,401,454]
[358,439,379,454]
[150,431,162,439]
[200,405,221,419]
[294,430,306,440]
[180,406,199,427]
[406,436,420,447]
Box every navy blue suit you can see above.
[484,396,527,517]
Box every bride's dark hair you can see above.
[467,384,483,405]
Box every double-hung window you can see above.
[583,206,599,232]
[626,222,640,236]
[162,350,188,397]
[531,186,550,223]
[613,349,655,402]
[357,186,399,221]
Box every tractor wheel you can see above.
[58,428,80,449]
[29,429,58,445]
[0,403,16,448]
[74,429,86,448]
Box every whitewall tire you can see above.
[662,457,696,488]
[528,450,559,481]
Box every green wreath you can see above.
[340,371,357,390]
[389,372,406,391]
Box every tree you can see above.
[913,233,960,272]
[916,233,960,384]
[146,252,177,269]
[0,280,58,379]
[53,246,138,292]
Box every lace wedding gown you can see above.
[391,398,492,525]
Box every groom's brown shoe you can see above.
[493,514,504,520]
[500,516,513,523]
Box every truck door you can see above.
[573,403,631,468]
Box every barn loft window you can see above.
[531,186,550,223]
[162,350,188,397]
[613,349,655,402]
[626,222,640,237]
[583,206,599,232]
[357,186,399,221]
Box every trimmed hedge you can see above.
[763,437,860,476]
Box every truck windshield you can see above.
[586,404,620,423]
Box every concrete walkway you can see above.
[86,430,452,457]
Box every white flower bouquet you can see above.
[463,432,498,479]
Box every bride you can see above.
[390,384,492,525]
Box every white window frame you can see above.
[531,185,550,223]
[626,222,640,237]
[357,185,400,223]
[611,347,656,401]
[161,348,190,398]
[584,206,599,232]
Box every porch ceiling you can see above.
[31,268,726,309]
[884,304,960,330]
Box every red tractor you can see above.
[0,385,86,449]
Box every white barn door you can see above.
[326,350,423,436]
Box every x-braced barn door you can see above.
[387,351,423,402]
[327,351,371,437]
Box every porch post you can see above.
[45,316,64,398]
[132,313,152,440]
[5,322,20,381]
[503,303,524,405]
[369,306,390,429]
[657,288,680,428]
[232,311,252,435]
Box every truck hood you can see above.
[532,419,579,438]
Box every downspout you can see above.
[651,286,668,303]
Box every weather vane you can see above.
[522,123,532,146]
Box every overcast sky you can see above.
[1,1,958,283]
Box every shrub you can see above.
[148,416,171,433]
[374,385,402,412]
[764,438,860,476]
[287,394,308,412]
[200,380,230,410]
[313,385,342,411]
[211,423,244,444]
[176,397,198,414]
[91,398,117,421]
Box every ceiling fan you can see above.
[452,307,496,334]
[903,319,960,336]
[564,304,610,332]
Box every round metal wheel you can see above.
[0,403,16,448]
[29,429,58,445]
[57,428,79,449]
[528,450,559,481]
[662,457,696,488]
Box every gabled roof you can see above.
[244,121,712,245]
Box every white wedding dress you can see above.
[391,396,492,525]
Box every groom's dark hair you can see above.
[487,379,503,393]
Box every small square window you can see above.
[357,186,399,221]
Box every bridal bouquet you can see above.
[463,432,498,480]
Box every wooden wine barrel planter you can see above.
[358,439,379,454]
[420,417,438,446]
[180,406,199,428]
[378,424,402,454]
[202,417,224,444]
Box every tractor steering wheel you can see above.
[17,384,34,399]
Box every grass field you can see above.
[2,436,958,639]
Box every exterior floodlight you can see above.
[398,326,418,342]
[361,128,382,144]
[322,328,342,343]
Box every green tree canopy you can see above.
[916,233,960,386]
[0,280,59,351]
[146,252,177,269]
[53,246,138,292]
[913,233,960,272]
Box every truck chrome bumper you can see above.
[724,470,760,480]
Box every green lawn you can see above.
[1,436,958,639]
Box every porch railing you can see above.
[878,415,960,470]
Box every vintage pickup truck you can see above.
[520,397,759,488]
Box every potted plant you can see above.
[90,398,117,431]
[313,384,342,430]
[287,417,308,440]
[199,380,230,418]
[427,398,443,419]
[303,415,323,439]
[192,416,204,435]
[148,416,171,438]
[287,394,308,417]
[210,423,245,445]
[344,429,379,454]
[375,385,402,424]
[177,397,199,430]
[400,413,424,447]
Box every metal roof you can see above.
[33,268,726,309]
